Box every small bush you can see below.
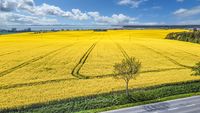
[192,62,200,76]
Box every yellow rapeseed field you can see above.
[0,29,200,109]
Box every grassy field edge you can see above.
[79,92,200,113]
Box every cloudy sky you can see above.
[0,0,200,25]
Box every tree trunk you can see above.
[126,80,129,96]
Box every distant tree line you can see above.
[0,28,31,35]
[166,30,200,44]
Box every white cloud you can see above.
[131,21,165,25]
[178,19,200,24]
[139,22,160,25]
[118,0,148,8]
[0,0,137,25]
[0,0,18,12]
[0,0,61,25]
[173,5,200,25]
[32,3,66,16]
[173,8,187,15]
[69,9,90,20]
[173,6,200,17]
[0,0,90,21]
[0,0,35,12]
[88,12,136,24]
[0,12,58,25]
[18,0,35,11]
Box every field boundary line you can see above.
[71,42,97,79]
[0,43,76,77]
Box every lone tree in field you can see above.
[113,57,141,96]
[192,62,200,76]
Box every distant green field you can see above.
[0,32,16,35]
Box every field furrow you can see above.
[79,38,124,77]
[116,43,130,59]
[132,38,200,66]
[71,42,97,79]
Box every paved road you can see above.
[102,96,200,113]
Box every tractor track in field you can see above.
[78,43,130,79]
[0,43,76,77]
[72,42,130,79]
[116,43,130,60]
[72,41,190,79]
[134,43,192,69]
[86,43,188,79]
[74,41,188,79]
[71,42,97,79]
[0,78,76,90]
[0,68,187,91]
[183,51,200,57]
[88,67,187,78]
[0,68,186,90]
[174,48,200,58]
[0,44,51,57]
[0,41,190,90]
[140,67,186,73]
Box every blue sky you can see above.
[1,0,200,25]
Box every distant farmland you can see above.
[0,29,200,110]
